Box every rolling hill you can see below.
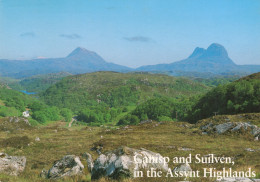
[41,71,209,112]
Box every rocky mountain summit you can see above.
[137,43,260,74]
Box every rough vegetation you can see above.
[0,114,259,181]
[0,72,259,181]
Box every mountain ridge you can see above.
[1,44,260,78]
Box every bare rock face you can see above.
[0,153,26,176]
[43,155,84,179]
[91,146,169,180]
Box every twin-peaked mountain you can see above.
[0,43,259,78]
[137,43,260,74]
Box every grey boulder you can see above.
[83,152,94,172]
[216,177,254,182]
[0,153,26,176]
[173,163,192,172]
[91,146,169,180]
[43,155,84,179]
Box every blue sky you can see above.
[0,0,259,67]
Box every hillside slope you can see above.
[187,72,260,123]
[41,71,209,112]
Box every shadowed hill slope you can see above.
[187,72,260,123]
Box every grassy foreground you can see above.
[0,116,259,182]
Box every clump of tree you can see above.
[77,105,122,124]
[117,96,195,125]
[60,108,73,122]
[117,114,139,125]
[29,101,74,123]
[187,79,260,123]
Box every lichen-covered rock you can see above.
[173,163,192,172]
[91,146,169,180]
[216,177,253,181]
[0,153,26,176]
[214,122,235,134]
[200,123,213,130]
[0,117,31,132]
[8,116,30,125]
[200,122,260,137]
[83,152,94,172]
[44,155,84,179]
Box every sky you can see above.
[0,0,259,68]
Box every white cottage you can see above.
[22,111,30,117]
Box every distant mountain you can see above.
[0,47,132,78]
[1,44,260,78]
[137,43,260,74]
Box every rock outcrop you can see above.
[0,117,31,132]
[200,122,260,138]
[42,155,84,179]
[173,163,192,173]
[216,177,258,182]
[8,117,30,125]
[0,153,26,176]
[91,146,169,180]
[83,152,94,172]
